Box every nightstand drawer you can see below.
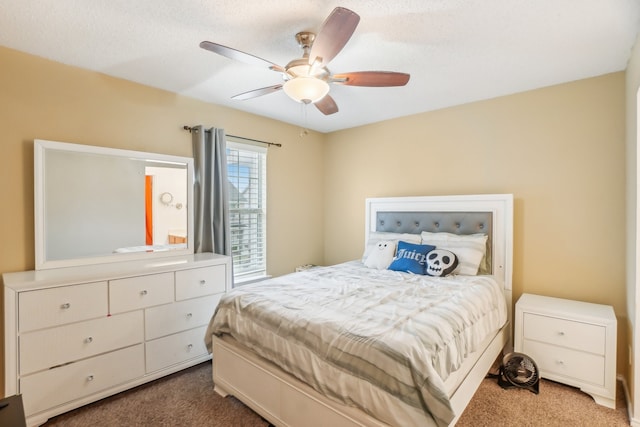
[523,312,605,354]
[523,340,605,386]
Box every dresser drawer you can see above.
[175,265,226,301]
[20,344,145,416]
[145,326,208,373]
[523,340,605,386]
[145,294,221,340]
[523,312,606,355]
[109,272,174,314]
[20,311,143,375]
[19,281,108,332]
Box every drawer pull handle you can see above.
[200,280,206,285]
[85,337,93,344]
[558,331,565,336]
[557,360,565,365]
[187,344,193,351]
[61,303,71,309]
[186,313,193,319]
[140,290,148,296]
[87,375,94,381]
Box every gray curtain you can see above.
[191,125,231,256]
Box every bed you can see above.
[206,194,513,427]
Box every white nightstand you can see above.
[514,293,617,408]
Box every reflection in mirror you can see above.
[35,139,194,270]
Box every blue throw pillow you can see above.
[387,241,436,274]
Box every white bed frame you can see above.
[211,194,514,426]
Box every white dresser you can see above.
[514,293,616,408]
[3,252,231,427]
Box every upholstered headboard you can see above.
[375,211,492,236]
[365,194,513,291]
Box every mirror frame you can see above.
[35,139,194,270]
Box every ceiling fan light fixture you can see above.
[200,8,409,116]
[283,77,330,104]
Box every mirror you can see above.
[35,139,194,270]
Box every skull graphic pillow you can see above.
[425,249,459,277]
[363,240,396,270]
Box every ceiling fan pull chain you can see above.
[300,103,309,138]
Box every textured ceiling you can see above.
[1,1,639,133]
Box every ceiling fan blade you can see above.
[232,84,283,100]
[200,41,285,73]
[308,7,360,67]
[314,95,339,115]
[332,71,410,87]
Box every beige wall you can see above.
[0,46,326,392]
[323,73,627,372]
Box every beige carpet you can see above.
[44,361,629,426]
[456,373,629,426]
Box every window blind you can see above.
[226,140,267,279]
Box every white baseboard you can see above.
[618,374,640,426]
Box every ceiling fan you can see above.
[199,7,410,115]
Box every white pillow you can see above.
[362,232,422,261]
[363,240,397,270]
[420,231,488,276]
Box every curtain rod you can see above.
[182,126,282,148]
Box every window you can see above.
[226,140,267,281]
